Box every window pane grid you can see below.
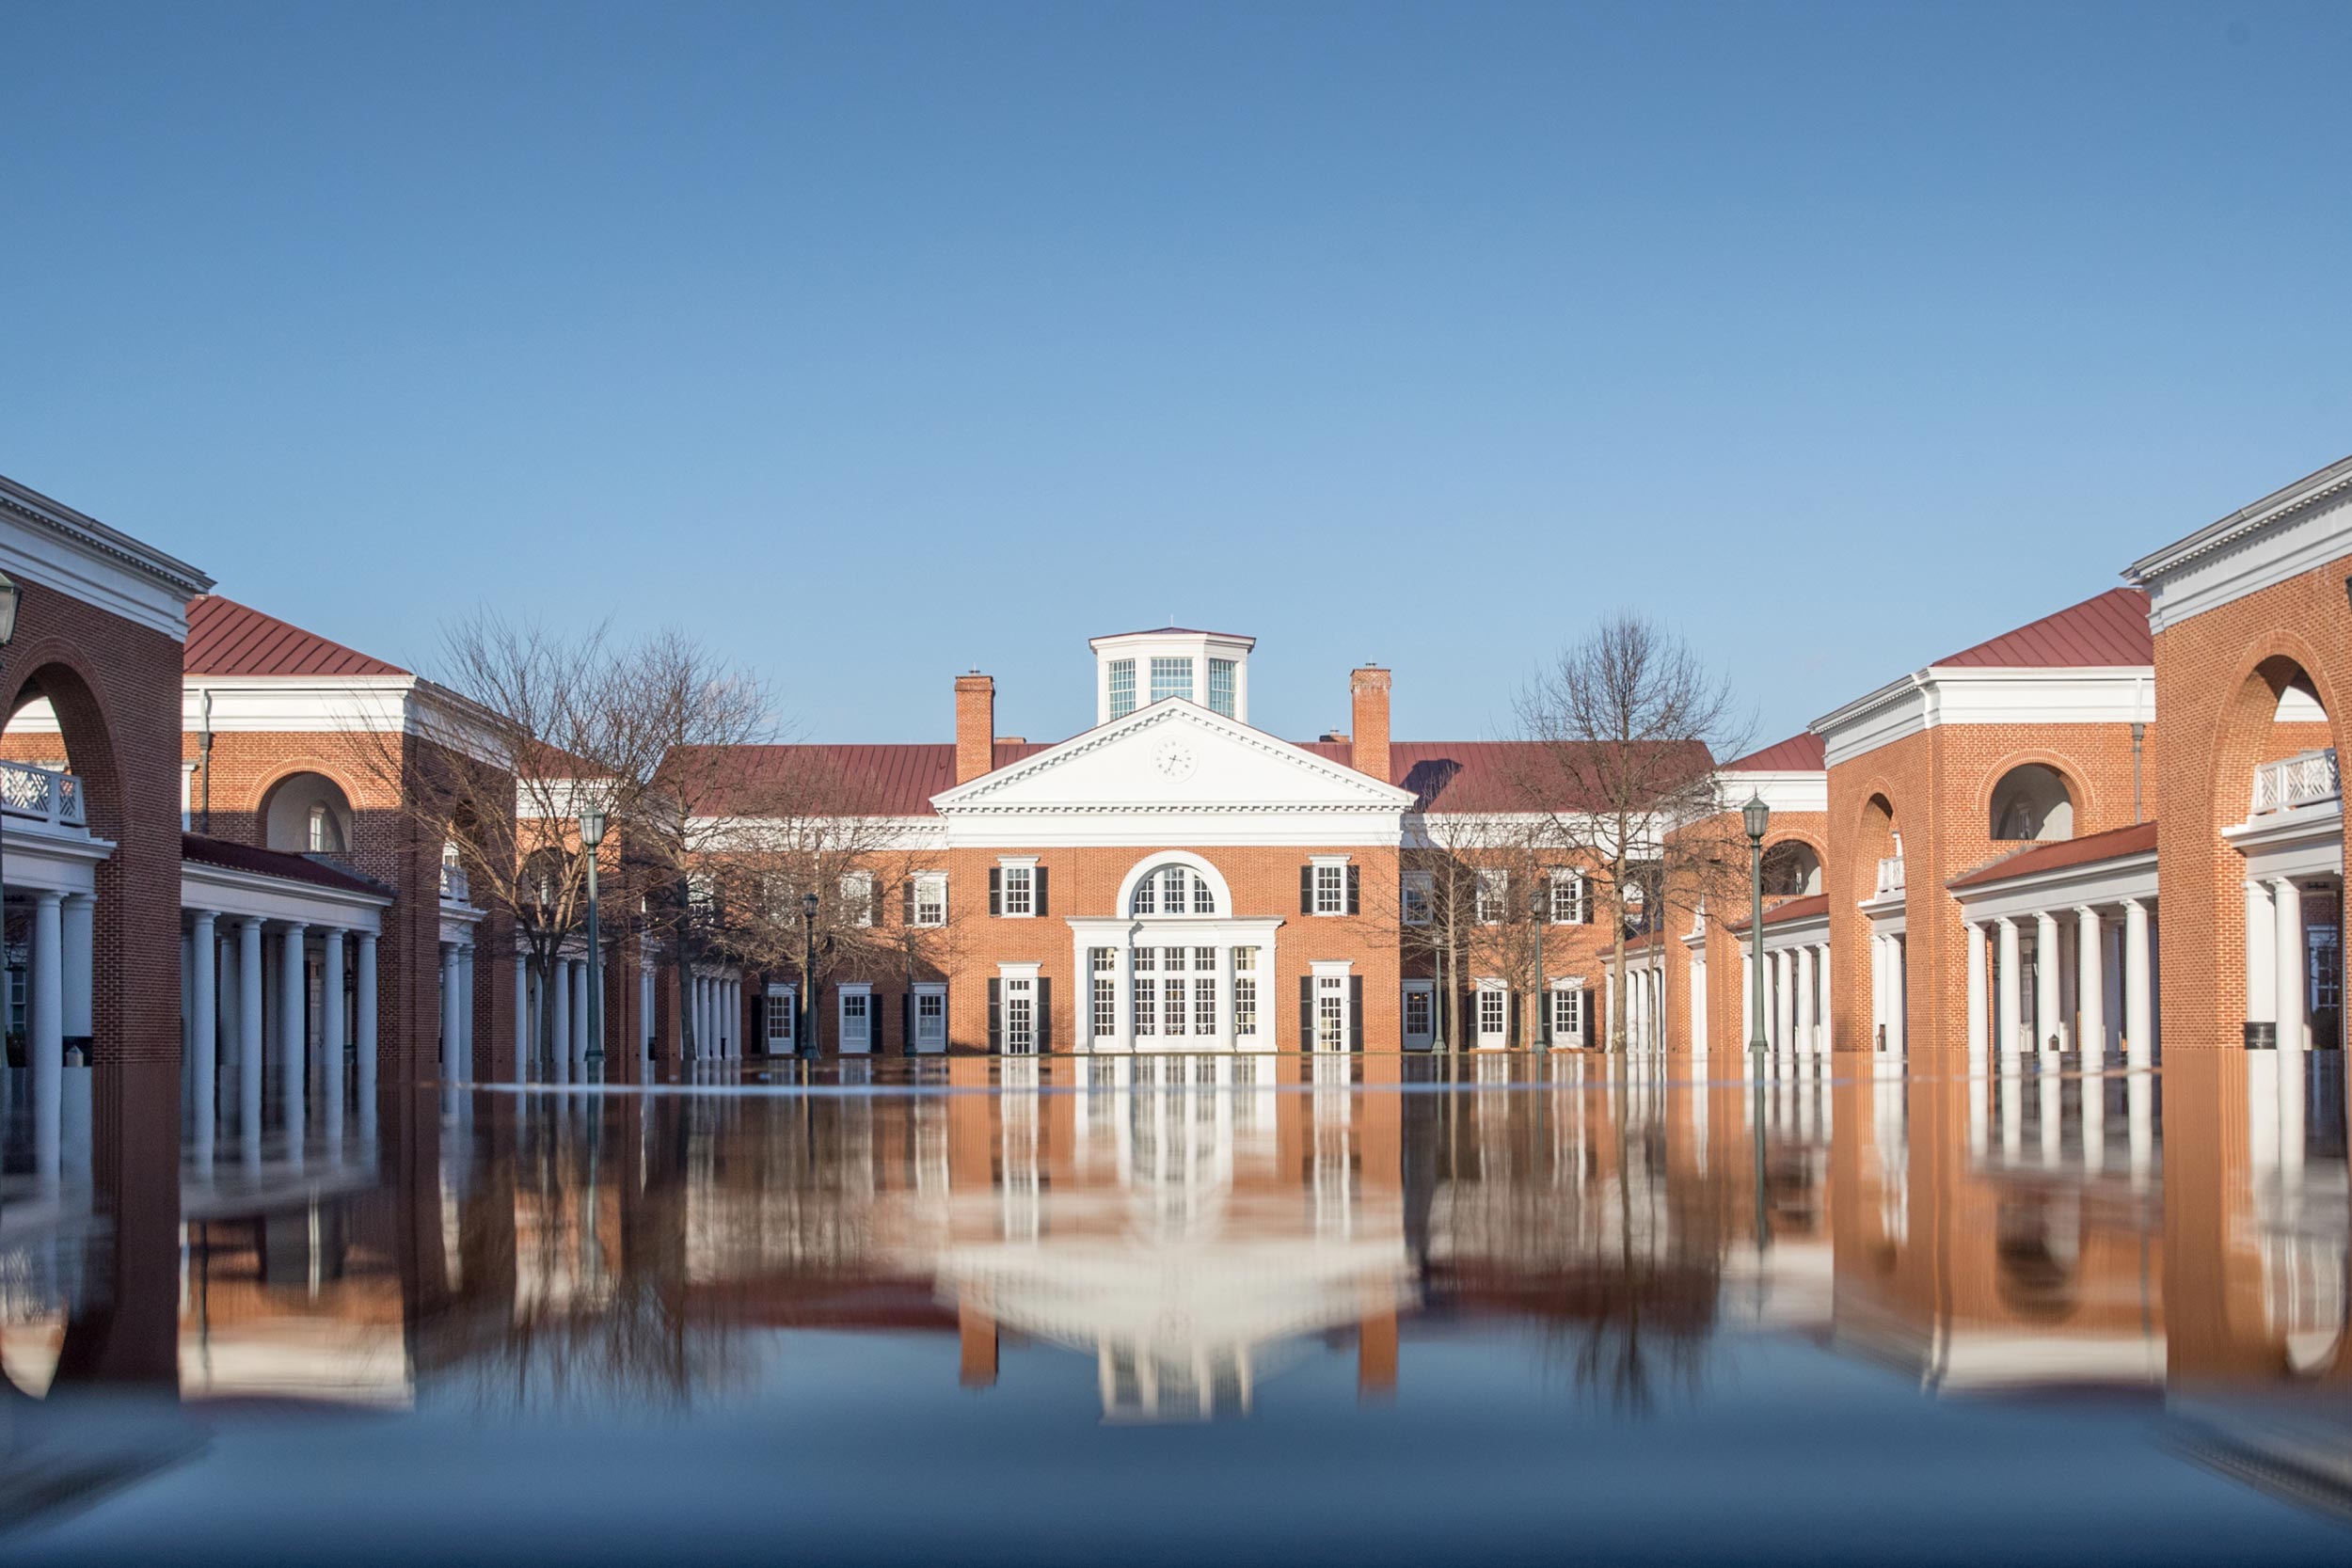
[1150,657,1193,704]
[1207,658,1236,718]
[1108,658,1137,720]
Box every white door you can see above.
[1003,977,1037,1055]
[1475,982,1510,1050]
[840,989,872,1054]
[913,986,947,1054]
[1402,981,1436,1051]
[765,985,796,1053]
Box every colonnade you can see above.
[183,912,381,1170]
[15,890,95,1186]
[1963,900,2153,1066]
[687,971,741,1062]
[1867,928,1905,1053]
[1741,938,1831,1072]
[2244,876,2325,1052]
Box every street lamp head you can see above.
[578,807,606,848]
[0,572,19,647]
[1742,792,1771,844]
[802,893,819,921]
[1530,888,1547,922]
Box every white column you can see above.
[2246,879,2277,1027]
[438,941,462,1082]
[30,892,64,1181]
[1691,953,1708,1057]
[514,948,531,1083]
[2034,911,2063,1053]
[1885,936,1905,1054]
[640,957,655,1058]
[1795,944,1817,1061]
[550,961,572,1083]
[1996,918,2023,1064]
[1816,946,1830,1055]
[238,918,264,1157]
[459,943,476,1073]
[280,924,308,1159]
[320,928,345,1125]
[191,911,219,1152]
[2122,897,2153,1069]
[1868,932,1887,1047]
[1773,949,1795,1068]
[1964,921,1988,1060]
[571,958,590,1072]
[60,893,94,1042]
[355,933,378,1112]
[2273,878,2306,1053]
[2074,908,2105,1067]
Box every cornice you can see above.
[2125,452,2352,583]
[0,476,213,595]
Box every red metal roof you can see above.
[1935,588,2153,669]
[1946,820,2159,890]
[1721,732,1825,772]
[182,833,391,898]
[184,594,408,678]
[1722,893,1829,934]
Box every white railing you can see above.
[0,760,87,830]
[439,863,469,902]
[2251,748,2340,816]
[1875,855,1905,895]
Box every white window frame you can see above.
[1549,981,1585,1047]
[1232,946,1259,1037]
[842,870,877,928]
[1315,973,1348,1052]
[998,857,1037,919]
[1549,870,1587,926]
[1149,656,1194,705]
[1163,946,1189,1036]
[1132,946,1158,1037]
[1207,657,1237,718]
[1090,947,1117,1038]
[1474,978,1509,1048]
[1108,658,1137,720]
[1311,854,1348,917]
[911,871,948,928]
[1002,971,1038,1055]
[839,983,874,1053]
[766,983,797,1050]
[1475,868,1508,926]
[913,982,947,1054]
[1402,870,1433,927]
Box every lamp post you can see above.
[1744,794,1771,1061]
[800,892,819,1061]
[1530,886,1548,1051]
[580,807,606,1083]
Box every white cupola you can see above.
[1088,626,1255,727]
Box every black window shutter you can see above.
[1349,976,1364,1052]
[1539,988,1552,1047]
[1037,977,1052,1052]
[1298,974,1312,1049]
[989,867,1002,916]
[901,991,912,1055]
[903,879,916,925]
[1509,991,1521,1049]
[1300,864,1313,914]
[1345,864,1360,915]
[988,978,1002,1052]
[1034,866,1049,920]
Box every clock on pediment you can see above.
[1150,736,1198,784]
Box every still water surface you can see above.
[3,1051,2349,1565]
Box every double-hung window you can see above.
[1163,947,1190,1036]
[1132,947,1158,1037]
[911,873,947,927]
[842,870,877,927]
[1550,986,1584,1044]
[1194,946,1217,1037]
[1232,948,1258,1037]
[1091,948,1117,1037]
[1108,658,1137,720]
[1149,657,1193,705]
[1475,869,1508,926]
[1314,862,1345,915]
[1002,863,1033,916]
[1549,870,1587,925]
[1402,871,1433,927]
[1207,658,1237,718]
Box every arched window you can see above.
[262,771,354,854]
[1131,862,1216,916]
[1761,841,1822,897]
[1989,765,2074,843]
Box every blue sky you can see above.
[6,2,2349,751]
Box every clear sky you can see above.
[6,2,2349,752]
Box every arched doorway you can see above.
[1989,764,2075,843]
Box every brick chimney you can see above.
[955,672,995,784]
[1351,665,1391,784]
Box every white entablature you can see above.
[932,698,1414,848]
[2127,451,2352,633]
[1810,665,2154,769]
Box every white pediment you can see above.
[930,701,1414,847]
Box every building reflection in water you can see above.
[1,1047,2348,1524]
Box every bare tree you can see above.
[1514,613,1750,1052]
[1406,811,1563,1049]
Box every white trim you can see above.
[0,826,113,895]
[1716,768,1827,815]
[0,474,212,639]
[1115,851,1234,918]
[2126,452,2352,631]
[1813,666,2154,768]
[2223,800,2346,884]
[837,980,875,1054]
[182,861,391,931]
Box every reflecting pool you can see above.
[3,1050,2349,1565]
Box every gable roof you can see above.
[672,741,1051,816]
[1935,587,2153,669]
[1946,820,2159,891]
[1306,738,1716,814]
[1721,732,1825,772]
[184,594,409,678]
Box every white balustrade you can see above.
[0,759,86,830]
[1875,855,1905,895]
[2251,748,2340,815]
